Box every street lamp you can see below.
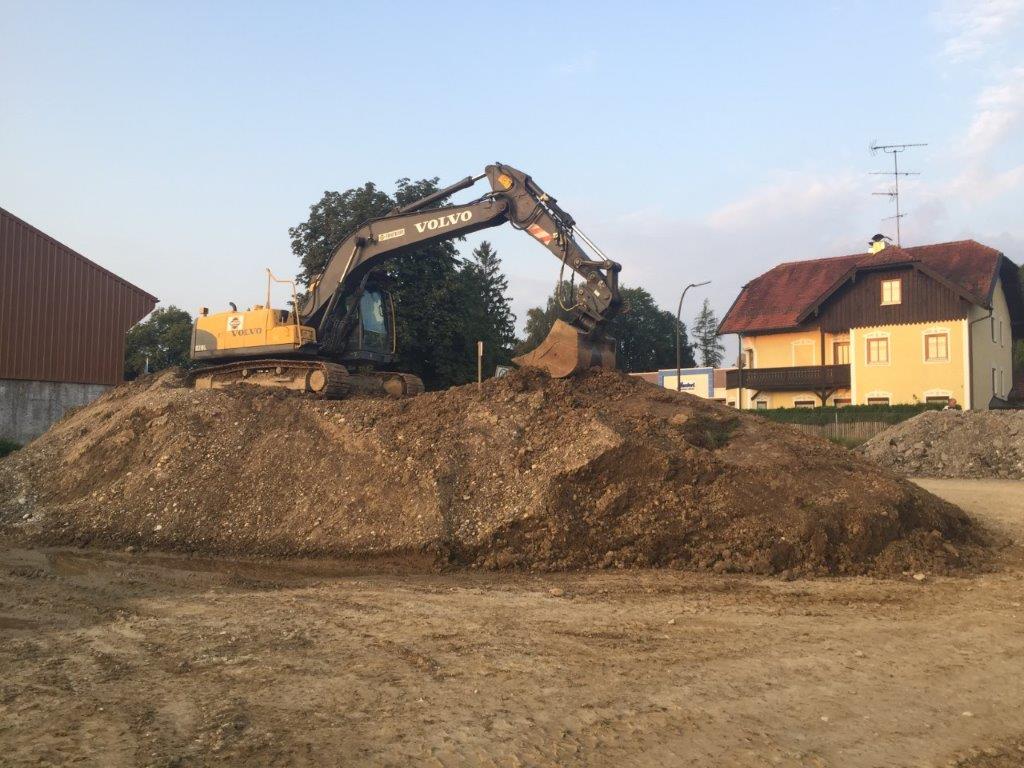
[676,281,710,392]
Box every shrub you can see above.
[0,439,20,459]
[755,402,942,427]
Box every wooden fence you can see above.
[792,421,892,443]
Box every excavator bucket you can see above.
[512,319,616,378]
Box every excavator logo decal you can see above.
[414,210,472,234]
[378,228,405,242]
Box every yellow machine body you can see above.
[191,305,316,360]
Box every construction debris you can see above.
[0,368,989,575]
[861,409,1024,479]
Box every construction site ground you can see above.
[1,477,1022,768]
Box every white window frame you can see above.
[832,339,850,365]
[865,390,893,407]
[922,328,950,364]
[793,399,816,409]
[881,278,902,306]
[865,332,891,366]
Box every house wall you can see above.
[969,276,1015,407]
[728,388,851,409]
[849,321,967,406]
[742,329,852,368]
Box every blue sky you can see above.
[3,0,1022,341]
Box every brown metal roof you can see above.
[1,206,158,386]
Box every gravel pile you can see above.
[0,367,989,576]
[861,410,1024,479]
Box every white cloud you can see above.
[962,66,1024,154]
[706,173,865,230]
[937,0,1022,61]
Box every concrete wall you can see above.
[0,379,109,445]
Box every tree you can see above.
[516,282,694,372]
[693,298,725,368]
[460,241,517,373]
[289,178,518,390]
[124,306,193,379]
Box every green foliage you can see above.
[460,241,518,374]
[289,179,518,390]
[517,282,695,372]
[0,439,20,459]
[124,306,194,380]
[756,402,944,426]
[693,298,725,368]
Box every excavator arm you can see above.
[301,163,622,377]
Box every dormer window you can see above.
[881,278,902,305]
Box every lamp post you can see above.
[676,281,710,391]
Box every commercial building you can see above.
[632,367,733,402]
[1,207,157,443]
[717,239,1023,410]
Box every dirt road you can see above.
[1,479,1022,767]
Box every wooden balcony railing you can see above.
[725,364,850,392]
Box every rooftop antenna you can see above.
[869,141,926,246]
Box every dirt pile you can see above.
[861,410,1024,479]
[0,368,988,575]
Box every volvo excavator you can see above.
[189,163,622,397]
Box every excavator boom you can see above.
[302,163,622,378]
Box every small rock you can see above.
[961,711,973,717]
[154,524,163,532]
[854,650,865,658]
[667,619,676,625]
[820,716,829,722]
[913,573,926,582]
[548,588,565,597]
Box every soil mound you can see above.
[861,409,1024,479]
[0,368,988,575]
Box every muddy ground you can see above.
[1,478,1022,768]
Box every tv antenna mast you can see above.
[870,141,926,246]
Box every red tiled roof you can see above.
[719,240,1005,334]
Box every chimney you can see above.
[868,233,890,254]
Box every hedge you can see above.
[754,402,944,427]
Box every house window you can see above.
[867,396,890,406]
[727,401,736,408]
[755,400,768,410]
[867,337,889,364]
[834,398,852,407]
[794,400,815,409]
[881,278,902,305]
[991,317,997,343]
[925,396,950,405]
[924,333,949,362]
[993,368,999,396]
[833,341,850,365]
[742,349,754,368]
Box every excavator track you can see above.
[191,359,350,399]
[347,371,425,397]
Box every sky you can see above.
[3,0,1023,348]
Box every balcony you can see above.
[725,364,850,392]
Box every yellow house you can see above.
[718,239,1023,410]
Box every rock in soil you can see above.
[860,409,1024,479]
[0,367,991,576]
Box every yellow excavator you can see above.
[190,163,622,397]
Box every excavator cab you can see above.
[338,286,395,363]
